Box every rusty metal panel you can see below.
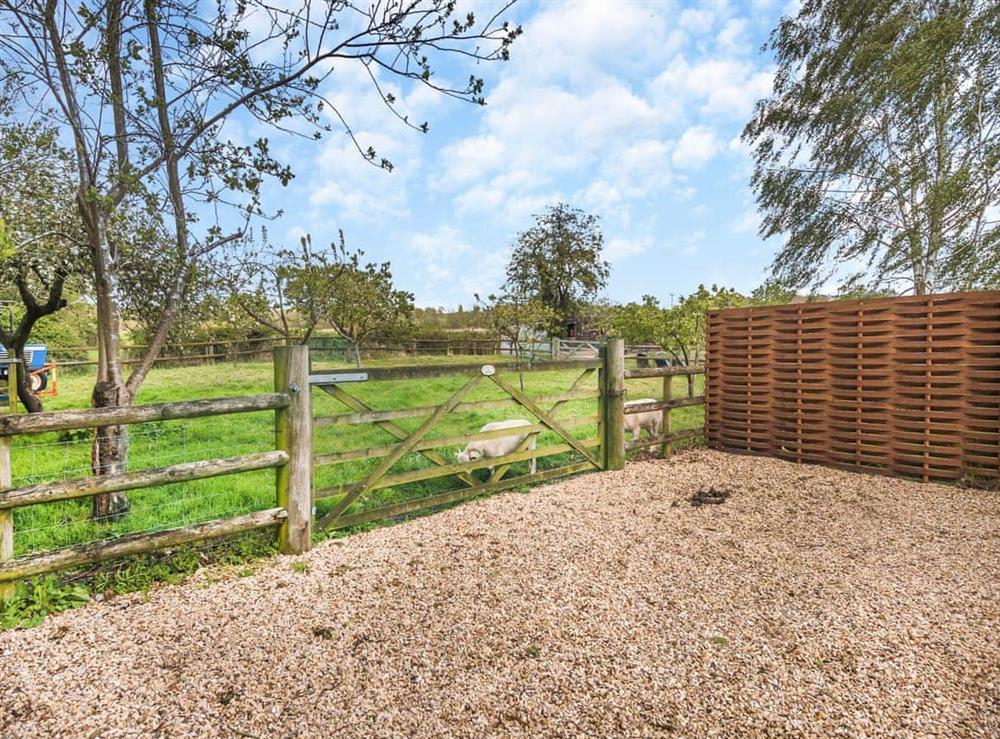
[705,291,1000,484]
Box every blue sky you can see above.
[253,0,791,308]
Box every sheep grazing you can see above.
[455,419,537,475]
[624,398,662,442]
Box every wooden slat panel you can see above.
[706,291,1000,484]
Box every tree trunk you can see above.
[90,380,132,521]
[354,342,362,368]
[14,357,42,414]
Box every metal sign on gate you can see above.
[308,372,368,384]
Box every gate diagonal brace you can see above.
[317,374,482,529]
[317,384,478,489]
[488,368,596,484]
[488,372,602,470]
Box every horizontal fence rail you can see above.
[0,394,289,436]
[314,390,602,428]
[622,364,706,456]
[0,508,287,583]
[327,462,595,531]
[309,358,602,383]
[0,451,288,510]
[0,346,312,597]
[316,439,602,500]
[314,416,598,467]
[705,290,1000,484]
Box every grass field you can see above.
[8,354,704,560]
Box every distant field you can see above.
[8,355,703,557]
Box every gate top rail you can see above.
[0,393,290,437]
[308,358,601,384]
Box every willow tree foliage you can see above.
[0,0,519,519]
[744,0,1000,295]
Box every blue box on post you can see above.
[0,343,49,400]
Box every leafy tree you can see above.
[476,290,557,389]
[664,286,748,371]
[0,119,86,411]
[504,204,610,334]
[750,279,797,306]
[612,287,748,396]
[610,296,666,347]
[744,0,1000,295]
[217,233,353,345]
[30,294,95,354]
[0,0,519,519]
[308,257,414,367]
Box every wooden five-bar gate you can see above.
[308,357,609,532]
[0,339,707,596]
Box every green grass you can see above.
[8,355,704,559]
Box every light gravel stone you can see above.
[1,449,998,738]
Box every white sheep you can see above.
[455,419,537,475]
[624,398,662,442]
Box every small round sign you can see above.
[480,364,496,376]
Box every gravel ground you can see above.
[2,449,999,738]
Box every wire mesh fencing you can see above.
[9,414,277,557]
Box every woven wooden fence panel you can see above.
[705,291,1000,484]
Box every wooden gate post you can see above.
[603,338,626,470]
[274,345,312,554]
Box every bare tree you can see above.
[0,0,520,519]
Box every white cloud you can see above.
[308,130,420,220]
[438,79,659,216]
[436,135,505,188]
[402,225,510,305]
[606,236,653,262]
[652,55,773,120]
[673,126,721,169]
[731,208,761,234]
[679,6,720,34]
[717,18,750,54]
[678,230,706,256]
[509,0,682,85]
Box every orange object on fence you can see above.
[705,290,1000,485]
[34,363,57,398]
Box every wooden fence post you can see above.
[274,345,312,554]
[1,361,16,601]
[603,338,625,470]
[661,373,673,459]
[0,435,12,602]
